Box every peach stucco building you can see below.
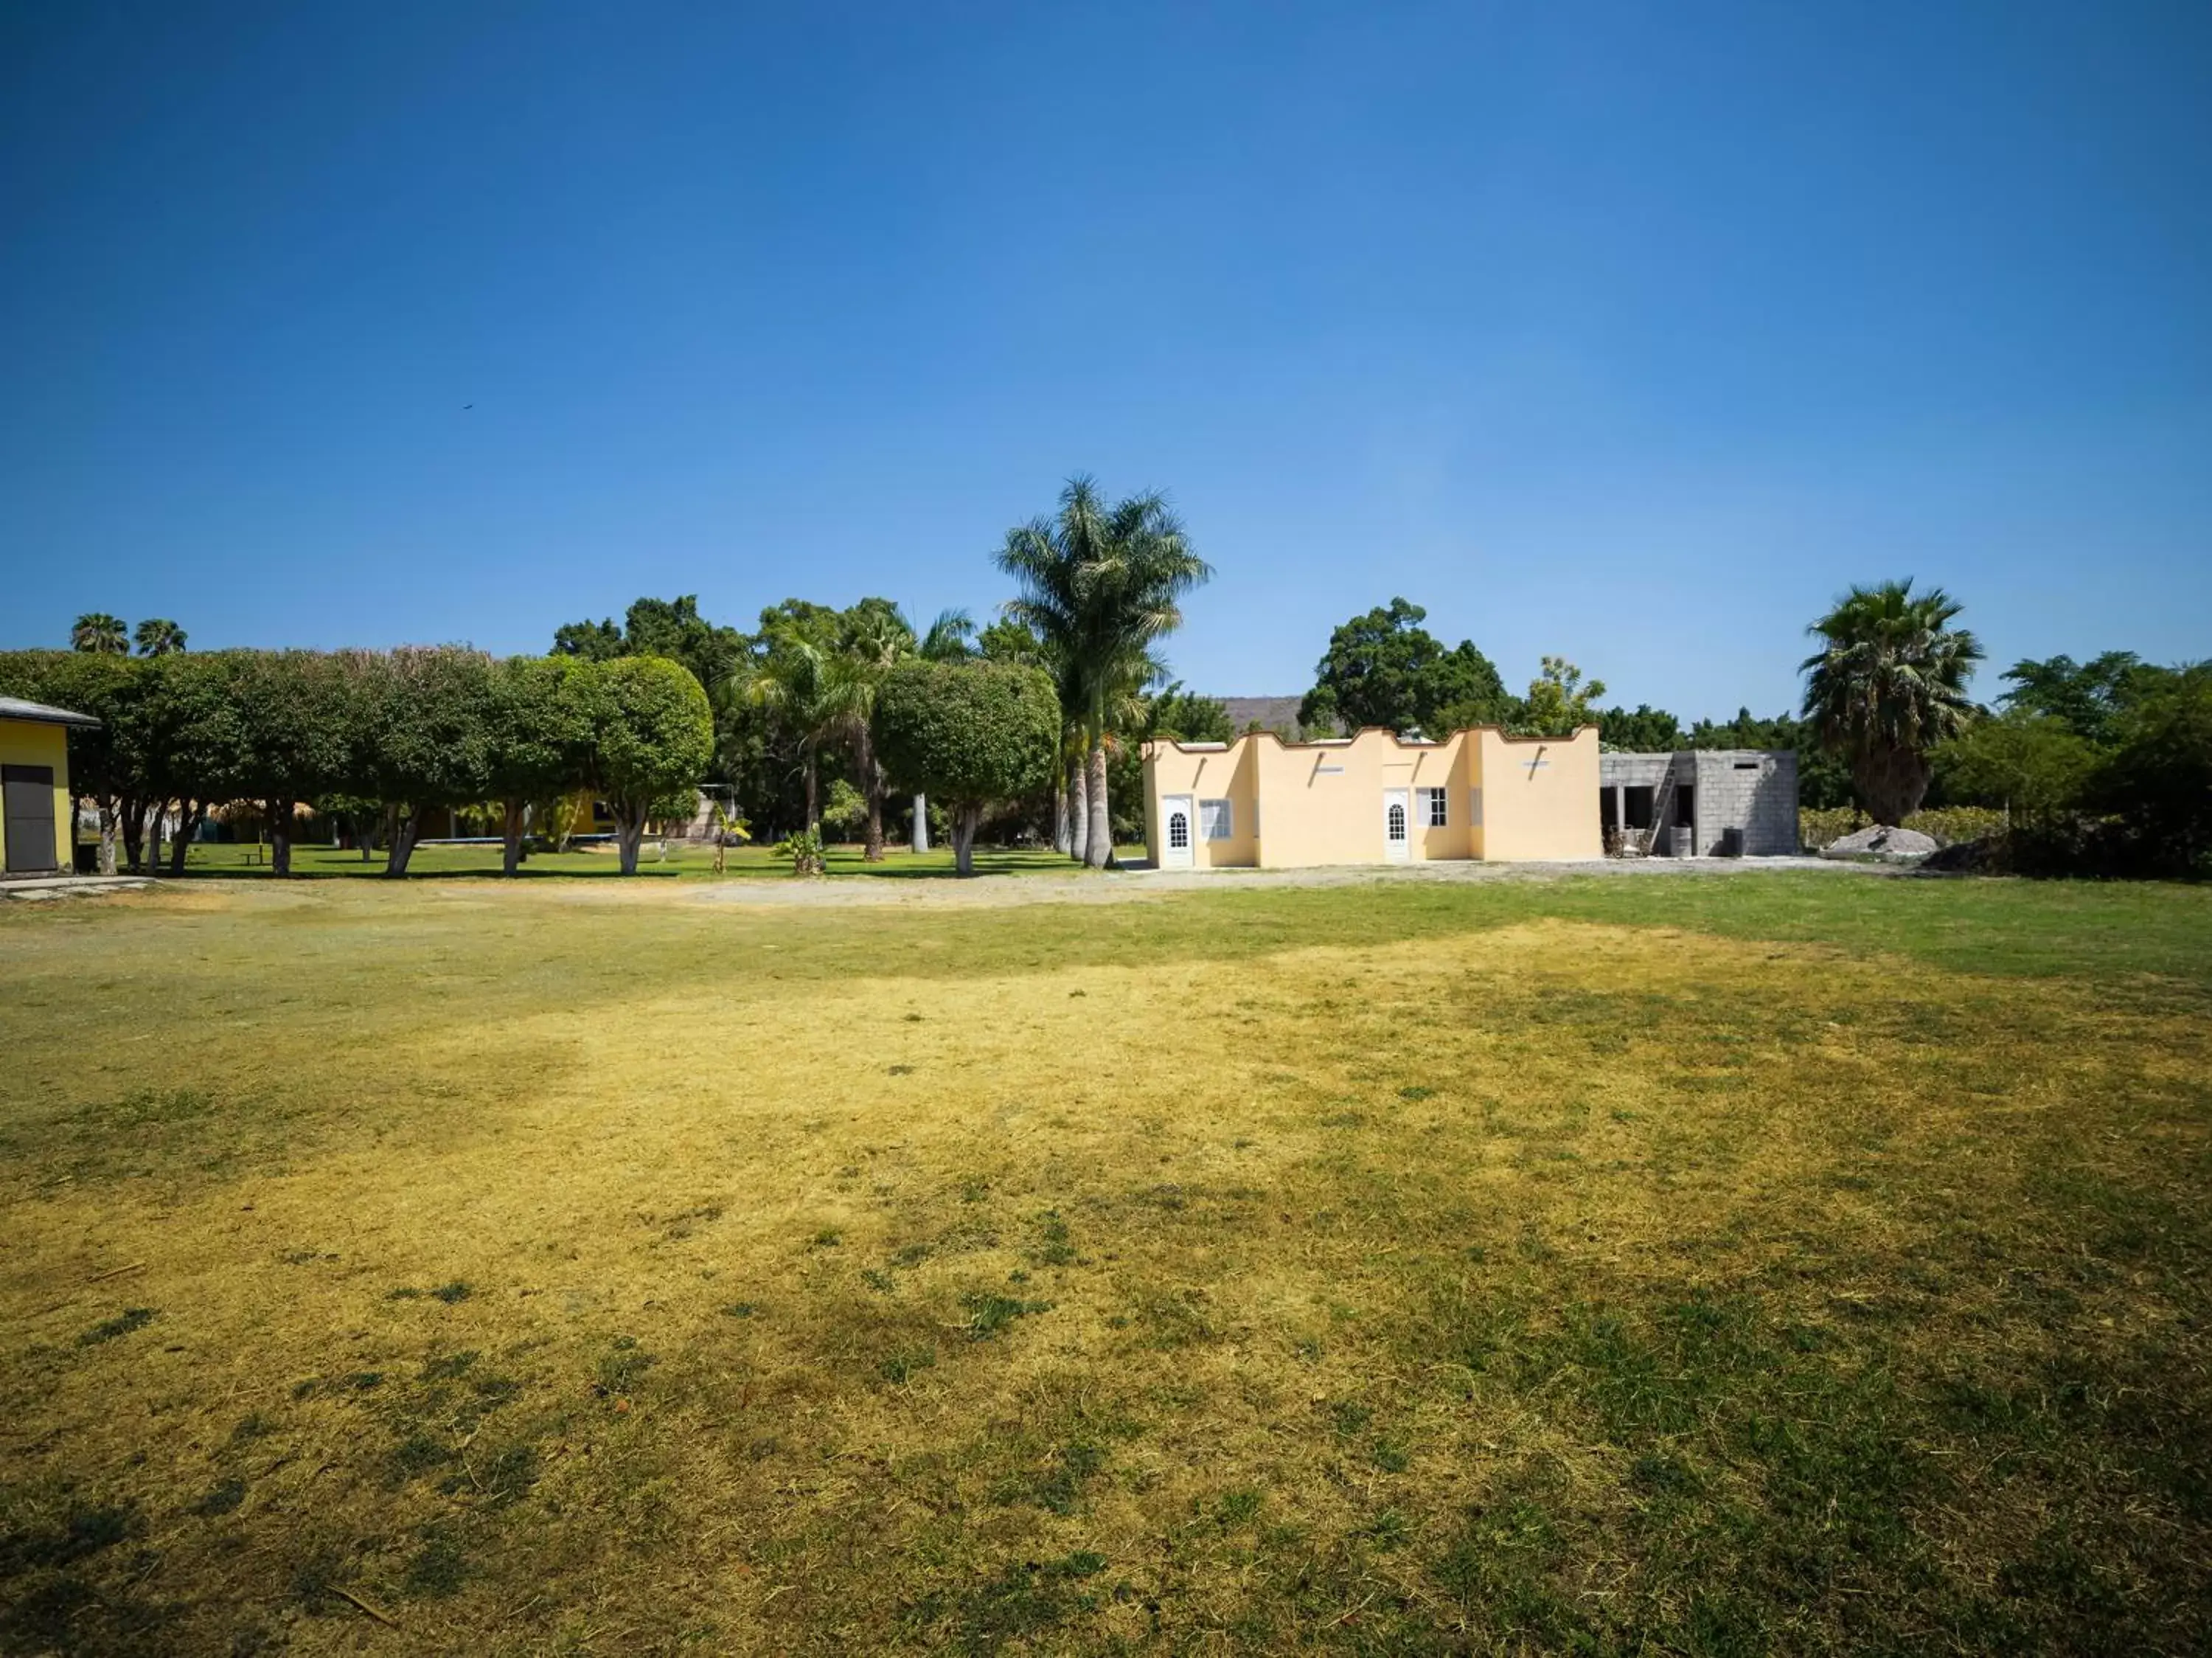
[1141,725,1603,870]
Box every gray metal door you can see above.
[3,765,58,873]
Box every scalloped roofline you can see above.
[1143,723,1599,758]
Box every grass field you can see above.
[2,872,2208,1654]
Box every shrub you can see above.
[1935,710,2096,822]
[1800,805,2006,851]
[1798,807,1864,851]
[2090,667,2212,876]
[820,778,868,842]
[1903,806,2007,848]
[774,828,826,876]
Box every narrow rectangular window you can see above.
[1419,787,1448,828]
[1467,788,1484,827]
[1199,799,1233,841]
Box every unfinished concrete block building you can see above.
[1598,750,1799,856]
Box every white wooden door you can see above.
[1382,788,1411,861]
[1161,796,1194,868]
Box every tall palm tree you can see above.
[998,477,1211,867]
[72,612,129,654]
[835,605,920,861]
[1801,578,1983,825]
[996,514,1098,861]
[134,618,188,656]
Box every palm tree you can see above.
[998,477,1211,868]
[729,627,843,835]
[919,608,975,662]
[72,612,128,654]
[995,517,1093,860]
[1801,578,1983,825]
[835,605,919,861]
[134,618,187,656]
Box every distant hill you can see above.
[1214,695,1338,738]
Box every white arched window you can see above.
[1386,802,1407,842]
[1168,811,1189,850]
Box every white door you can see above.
[1382,788,1411,861]
[1161,796,1194,868]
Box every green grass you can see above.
[165,838,1147,881]
[1,872,2208,1653]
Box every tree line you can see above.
[1291,580,2206,874]
[1284,597,1860,805]
[546,476,1210,868]
[4,476,1206,880]
[24,505,2202,878]
[0,645,711,877]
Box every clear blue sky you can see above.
[4,2,2207,720]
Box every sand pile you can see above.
[1820,824,1938,860]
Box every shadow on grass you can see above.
[167,845,1103,883]
[175,864,687,882]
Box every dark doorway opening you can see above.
[4,764,58,874]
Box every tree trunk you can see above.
[168,802,203,875]
[268,798,293,878]
[120,795,145,874]
[1854,745,1933,827]
[911,794,928,853]
[1085,739,1111,869]
[125,797,156,874]
[616,810,645,875]
[804,749,819,834]
[951,802,981,876]
[502,799,527,875]
[97,799,117,875]
[859,729,886,862]
[385,810,420,876]
[1051,771,1071,856]
[1068,760,1089,864]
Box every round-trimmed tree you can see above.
[588,656,714,875]
[487,654,599,875]
[355,647,498,876]
[872,660,1060,875]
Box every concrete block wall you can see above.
[1598,754,1674,790]
[1601,749,1800,855]
[1691,750,1799,855]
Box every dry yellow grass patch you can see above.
[2,884,2208,1654]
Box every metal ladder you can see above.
[1646,759,1680,856]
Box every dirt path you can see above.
[669,854,1887,909]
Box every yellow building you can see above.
[1,697,99,876]
[1141,725,1602,870]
